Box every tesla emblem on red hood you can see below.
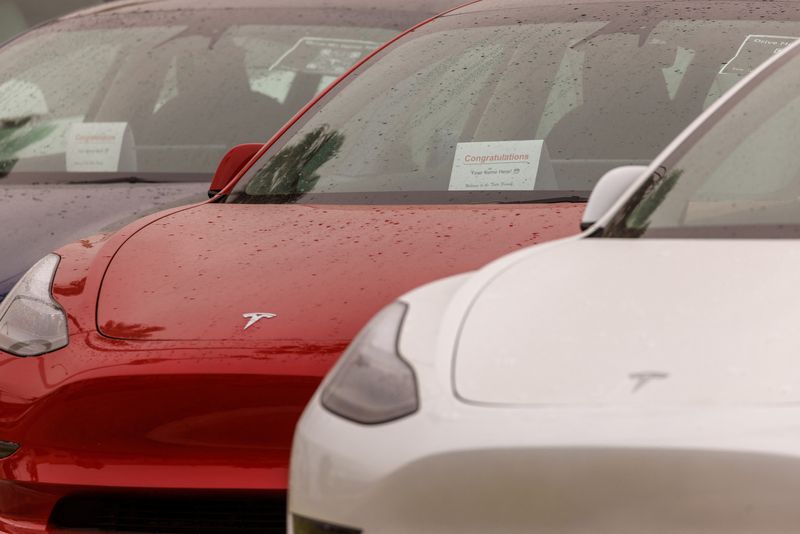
[242,312,277,330]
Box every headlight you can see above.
[0,254,68,357]
[321,302,418,424]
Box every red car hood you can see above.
[97,202,583,341]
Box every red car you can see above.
[3,0,800,532]
[0,0,450,300]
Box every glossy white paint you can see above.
[290,241,800,532]
[580,165,646,230]
[455,238,800,405]
[288,23,800,534]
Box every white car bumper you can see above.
[290,398,800,534]
[289,270,800,533]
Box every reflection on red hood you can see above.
[97,203,583,341]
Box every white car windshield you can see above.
[606,41,800,238]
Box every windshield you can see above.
[605,44,800,239]
[230,1,800,205]
[0,9,398,184]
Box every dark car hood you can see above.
[0,183,206,298]
[97,202,584,342]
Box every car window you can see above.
[231,2,800,205]
[0,12,398,184]
[605,46,800,238]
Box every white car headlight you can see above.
[0,254,68,357]
[321,302,418,424]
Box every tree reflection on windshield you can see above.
[246,125,345,199]
[607,168,682,237]
[0,118,55,177]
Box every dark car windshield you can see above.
[604,41,800,239]
[230,1,800,205]
[0,8,402,184]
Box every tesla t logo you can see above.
[242,312,277,330]
[629,371,669,392]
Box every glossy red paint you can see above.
[0,201,582,532]
[0,0,591,531]
[208,144,263,197]
[97,203,583,341]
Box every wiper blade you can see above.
[1,115,37,128]
[66,176,166,185]
[496,195,588,204]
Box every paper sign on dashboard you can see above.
[721,35,799,75]
[66,122,136,173]
[449,140,551,191]
[271,37,381,77]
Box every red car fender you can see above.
[52,203,202,336]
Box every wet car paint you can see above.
[0,201,582,532]
[8,0,798,528]
[0,0,460,304]
[96,203,582,341]
[0,184,206,300]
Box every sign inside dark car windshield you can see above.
[270,37,381,77]
[721,34,799,75]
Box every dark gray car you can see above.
[0,0,457,299]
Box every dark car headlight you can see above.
[321,302,418,424]
[0,254,68,357]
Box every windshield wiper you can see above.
[67,176,167,185]
[496,195,588,204]
[1,115,37,129]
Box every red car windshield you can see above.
[0,8,404,184]
[230,1,800,205]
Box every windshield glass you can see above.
[605,45,800,239]
[0,9,398,184]
[230,1,800,205]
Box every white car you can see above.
[289,29,800,534]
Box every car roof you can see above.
[60,0,466,20]
[457,0,800,12]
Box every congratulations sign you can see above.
[449,140,546,191]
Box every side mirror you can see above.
[208,143,263,199]
[581,165,647,231]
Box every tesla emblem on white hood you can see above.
[629,371,669,392]
[242,312,277,330]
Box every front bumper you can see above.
[0,483,287,534]
[290,398,800,534]
[0,332,339,533]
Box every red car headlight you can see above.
[0,254,68,357]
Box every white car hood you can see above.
[455,238,800,406]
